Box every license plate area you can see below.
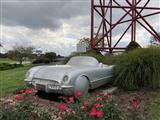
[48,84,61,90]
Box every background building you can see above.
[77,38,90,52]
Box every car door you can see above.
[90,66,113,89]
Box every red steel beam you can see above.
[91,0,94,49]
[114,0,160,41]
[95,8,133,46]
[95,1,110,39]
[109,0,112,53]
[126,0,160,41]
[94,7,110,25]
[94,5,160,10]
[90,0,160,52]
[113,23,132,49]
[95,47,126,49]
[113,12,160,25]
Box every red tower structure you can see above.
[90,0,160,53]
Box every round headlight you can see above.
[62,75,69,83]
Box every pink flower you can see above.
[94,103,103,108]
[58,103,68,110]
[14,95,24,101]
[76,90,82,97]
[96,110,104,118]
[18,90,24,94]
[25,89,33,94]
[83,101,90,107]
[131,97,141,109]
[68,97,74,103]
[90,108,97,116]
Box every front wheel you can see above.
[74,76,89,97]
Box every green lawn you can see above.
[0,58,16,64]
[0,65,31,96]
[148,92,160,120]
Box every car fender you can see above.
[76,74,91,89]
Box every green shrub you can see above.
[126,41,141,51]
[102,54,120,65]
[0,63,23,71]
[32,58,50,64]
[44,52,56,62]
[113,47,160,90]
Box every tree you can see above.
[126,41,141,51]
[7,45,35,64]
[44,52,56,62]
[150,33,160,47]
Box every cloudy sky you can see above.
[0,0,160,56]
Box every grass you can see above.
[0,58,16,64]
[148,92,160,120]
[0,65,31,96]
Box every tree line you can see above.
[0,45,63,64]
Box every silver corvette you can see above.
[25,56,114,96]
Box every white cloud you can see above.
[1,25,79,56]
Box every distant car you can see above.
[25,56,114,96]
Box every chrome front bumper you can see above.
[26,81,74,95]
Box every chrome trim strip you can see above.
[91,75,113,83]
[32,77,60,85]
[61,85,73,89]
[33,77,59,81]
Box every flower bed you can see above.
[0,87,155,120]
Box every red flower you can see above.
[14,95,24,101]
[18,90,24,94]
[68,97,74,103]
[131,97,141,109]
[76,90,82,97]
[58,103,68,110]
[83,101,90,107]
[90,108,97,116]
[96,110,104,118]
[25,89,33,94]
[94,103,103,108]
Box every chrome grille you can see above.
[33,78,60,85]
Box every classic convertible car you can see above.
[25,56,114,96]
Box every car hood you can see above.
[33,65,87,83]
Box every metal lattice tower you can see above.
[90,0,160,53]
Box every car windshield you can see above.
[67,56,99,67]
